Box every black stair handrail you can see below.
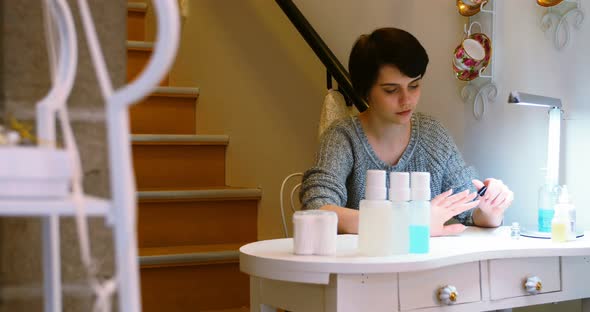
[275,0,368,112]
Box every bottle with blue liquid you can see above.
[409,172,431,254]
[538,178,558,233]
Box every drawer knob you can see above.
[438,285,458,305]
[524,276,542,295]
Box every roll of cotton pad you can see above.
[292,210,338,256]
[293,210,316,255]
[313,210,338,256]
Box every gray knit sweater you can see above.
[300,112,477,225]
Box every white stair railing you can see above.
[0,0,179,311]
[75,1,180,311]
[40,0,79,311]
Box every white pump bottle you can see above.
[389,172,410,255]
[358,170,394,256]
[409,172,431,254]
[555,185,576,241]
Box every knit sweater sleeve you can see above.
[300,121,354,210]
[437,123,478,225]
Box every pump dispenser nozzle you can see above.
[558,185,570,204]
[411,172,431,201]
[365,170,387,200]
[390,172,410,202]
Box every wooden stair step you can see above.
[127,2,147,41]
[127,40,169,85]
[127,2,148,11]
[139,243,242,266]
[137,187,260,248]
[130,86,199,135]
[132,134,227,189]
[201,308,249,312]
[139,244,250,312]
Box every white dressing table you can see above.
[240,227,590,312]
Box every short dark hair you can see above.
[348,27,429,100]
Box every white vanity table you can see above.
[240,227,590,312]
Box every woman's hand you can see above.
[430,189,479,236]
[472,178,514,227]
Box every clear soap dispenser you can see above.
[358,170,394,256]
[389,172,410,255]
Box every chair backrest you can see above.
[318,89,358,138]
[280,172,303,238]
[280,89,358,238]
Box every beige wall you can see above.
[295,0,469,144]
[169,0,325,240]
[170,0,468,240]
[160,1,581,310]
[463,0,590,236]
[0,1,125,310]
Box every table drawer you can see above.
[489,257,561,300]
[399,261,481,310]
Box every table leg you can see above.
[582,298,590,312]
[42,215,62,312]
[250,277,279,312]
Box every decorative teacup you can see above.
[452,32,492,81]
[537,0,564,7]
[461,0,486,6]
[456,0,489,16]
[453,37,485,71]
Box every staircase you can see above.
[127,3,258,311]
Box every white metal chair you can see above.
[280,172,303,238]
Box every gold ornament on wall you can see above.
[537,0,564,7]
[456,0,488,17]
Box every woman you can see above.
[300,27,513,236]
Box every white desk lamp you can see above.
[508,91,562,188]
[507,92,581,239]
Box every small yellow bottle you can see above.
[552,222,567,242]
[551,205,569,243]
